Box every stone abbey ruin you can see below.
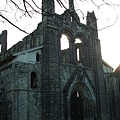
[0,0,120,120]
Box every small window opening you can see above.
[0,102,3,120]
[36,53,40,62]
[60,34,70,63]
[77,92,79,97]
[0,44,1,52]
[75,38,82,62]
[76,48,80,61]
[31,72,38,88]
[71,17,72,22]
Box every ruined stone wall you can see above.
[0,61,42,120]
[0,0,119,119]
[0,22,43,62]
[105,75,120,120]
[59,64,96,119]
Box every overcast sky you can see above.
[0,0,120,69]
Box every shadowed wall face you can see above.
[0,30,7,52]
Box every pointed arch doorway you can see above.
[71,91,84,120]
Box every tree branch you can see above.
[0,13,29,34]
[99,14,118,31]
[23,0,32,17]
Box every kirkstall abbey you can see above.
[0,0,120,120]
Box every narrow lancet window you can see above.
[75,38,82,62]
[77,92,79,97]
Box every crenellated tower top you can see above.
[86,11,97,29]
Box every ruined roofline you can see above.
[0,21,43,62]
[13,45,43,56]
[0,45,43,67]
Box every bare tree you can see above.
[0,0,119,33]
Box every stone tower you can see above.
[41,0,61,119]
[86,11,108,120]
[0,0,120,120]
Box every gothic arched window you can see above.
[60,34,70,63]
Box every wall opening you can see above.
[36,53,40,62]
[71,92,84,120]
[31,72,38,88]
[60,34,70,63]
[0,102,3,120]
[0,44,1,52]
[75,38,82,62]
[76,48,80,61]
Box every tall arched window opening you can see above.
[76,48,80,61]
[75,38,82,62]
[31,72,38,89]
[60,34,70,63]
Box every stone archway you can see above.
[71,91,84,120]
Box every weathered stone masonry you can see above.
[0,0,120,120]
